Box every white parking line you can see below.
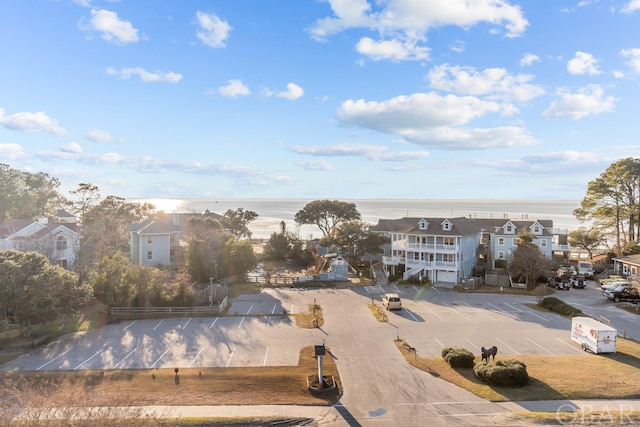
[151,348,170,368]
[487,303,518,319]
[555,337,587,354]
[36,349,71,371]
[496,337,521,355]
[521,308,548,322]
[527,338,555,355]
[263,347,269,366]
[434,338,445,348]
[75,348,104,370]
[443,303,470,321]
[123,320,137,330]
[421,302,444,321]
[210,317,219,328]
[404,309,419,321]
[153,319,165,331]
[182,318,192,329]
[465,338,481,351]
[502,302,523,312]
[431,286,440,293]
[225,347,236,367]
[238,316,245,328]
[113,349,135,369]
[246,304,254,315]
[464,303,496,320]
[188,349,203,368]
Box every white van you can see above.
[382,293,402,310]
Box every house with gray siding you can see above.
[372,216,566,284]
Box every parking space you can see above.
[3,282,632,373]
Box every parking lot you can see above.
[2,280,636,372]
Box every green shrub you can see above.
[473,359,529,387]
[538,297,583,317]
[441,347,475,368]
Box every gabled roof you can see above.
[372,217,484,236]
[613,254,640,266]
[0,219,34,239]
[0,219,78,240]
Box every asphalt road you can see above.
[2,279,638,426]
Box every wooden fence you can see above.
[104,297,228,319]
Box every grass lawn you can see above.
[396,338,640,401]
[0,345,341,409]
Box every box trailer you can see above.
[571,317,617,354]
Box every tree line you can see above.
[1,164,390,331]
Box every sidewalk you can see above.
[139,400,640,425]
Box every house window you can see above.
[540,240,547,247]
[442,253,454,262]
[443,222,451,230]
[419,220,428,230]
[506,225,513,233]
[147,251,153,260]
[498,237,505,246]
[498,251,505,259]
[533,225,540,233]
[443,237,455,246]
[512,238,517,246]
[56,236,67,251]
[146,235,153,244]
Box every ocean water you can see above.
[132,198,584,240]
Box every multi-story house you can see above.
[0,209,80,269]
[129,212,222,266]
[372,216,568,284]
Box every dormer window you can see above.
[442,220,452,231]
[506,225,513,233]
[418,219,428,230]
[532,224,541,234]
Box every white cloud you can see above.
[621,0,640,13]
[310,0,529,54]
[543,85,616,119]
[61,142,83,153]
[0,108,68,136]
[290,142,430,161]
[567,51,602,75]
[86,128,120,142]
[336,92,538,149]
[80,9,139,45]
[196,11,232,48]
[276,83,304,100]
[621,48,640,74]
[355,37,429,61]
[106,67,182,83]
[427,64,545,102]
[519,53,540,67]
[217,79,250,97]
[0,143,27,160]
[296,159,334,171]
[450,40,465,53]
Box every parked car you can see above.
[570,275,587,289]
[608,287,640,303]
[601,281,630,295]
[604,283,635,298]
[547,276,571,290]
[577,261,594,279]
[382,293,402,310]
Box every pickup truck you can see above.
[608,287,640,303]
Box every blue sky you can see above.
[1,0,639,201]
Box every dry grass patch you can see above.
[367,303,388,322]
[396,338,640,401]
[294,303,324,328]
[0,346,341,410]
